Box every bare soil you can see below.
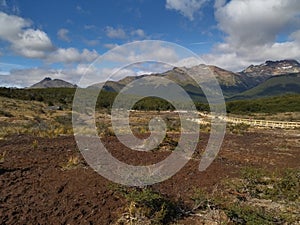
[0,129,299,224]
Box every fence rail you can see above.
[196,113,300,129]
[224,117,300,129]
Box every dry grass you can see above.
[0,96,73,139]
[61,156,80,170]
[32,140,38,150]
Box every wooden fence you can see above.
[195,113,300,129]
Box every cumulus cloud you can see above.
[0,12,99,64]
[215,0,300,47]
[46,48,99,64]
[165,0,208,20]
[0,12,29,39]
[0,12,54,58]
[57,28,70,42]
[105,26,127,39]
[204,0,300,71]
[11,29,54,58]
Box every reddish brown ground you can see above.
[0,129,299,224]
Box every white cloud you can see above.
[0,13,97,64]
[203,52,254,71]
[204,0,300,71]
[0,68,72,87]
[72,63,97,76]
[105,26,127,39]
[0,40,204,88]
[131,29,146,38]
[104,42,179,63]
[165,0,208,20]
[68,41,188,87]
[0,12,30,40]
[11,29,54,58]
[46,48,99,64]
[215,0,300,47]
[57,28,70,42]
[0,12,54,58]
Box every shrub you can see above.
[239,167,300,201]
[114,187,180,224]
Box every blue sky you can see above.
[0,0,300,87]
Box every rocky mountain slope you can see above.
[238,59,300,88]
[241,59,300,76]
[90,64,250,98]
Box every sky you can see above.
[0,0,300,87]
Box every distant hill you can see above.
[29,77,77,89]
[227,94,300,114]
[231,73,300,100]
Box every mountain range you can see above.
[30,59,300,100]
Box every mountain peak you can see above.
[42,77,52,82]
[242,59,300,76]
[29,77,77,89]
[264,59,300,66]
